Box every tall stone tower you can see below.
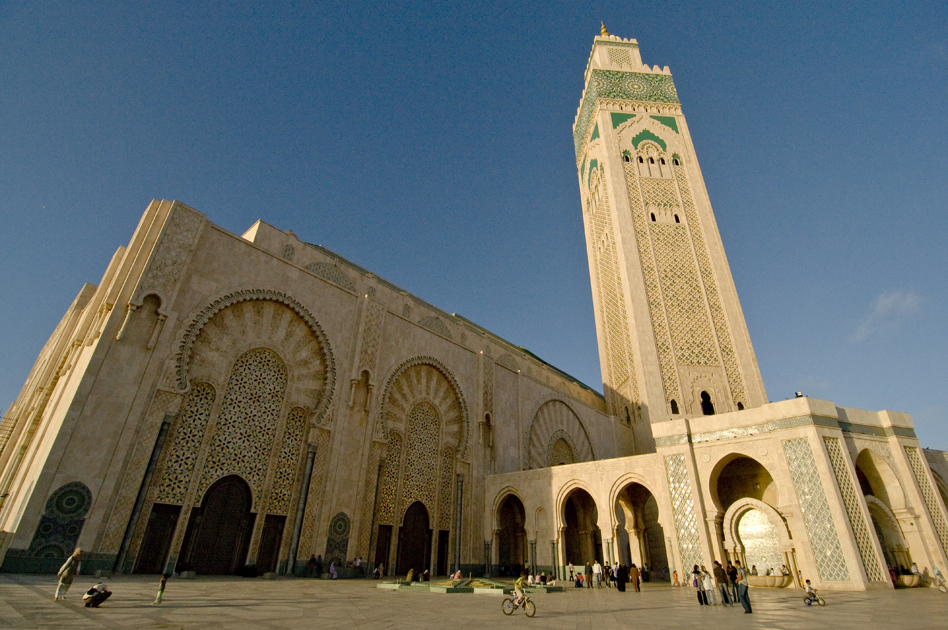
[574,28,767,451]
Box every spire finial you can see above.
[600,22,610,36]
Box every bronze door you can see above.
[182,475,254,575]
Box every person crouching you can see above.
[83,582,112,608]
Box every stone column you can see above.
[484,540,492,576]
[115,416,172,573]
[788,549,801,586]
[550,540,558,579]
[285,444,318,575]
[708,513,726,563]
[454,474,463,574]
[529,539,537,574]
[558,526,568,580]
[627,527,643,567]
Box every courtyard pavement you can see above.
[1,574,946,629]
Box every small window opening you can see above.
[670,399,679,414]
[700,391,715,416]
[648,157,655,164]
[660,158,666,165]
[625,407,632,426]
[673,158,681,166]
[737,402,745,411]
[674,215,680,223]
[650,213,656,222]
[623,154,630,162]
[638,156,644,164]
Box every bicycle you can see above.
[803,590,825,606]
[502,594,536,617]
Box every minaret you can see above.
[574,28,767,451]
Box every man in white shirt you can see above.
[593,561,603,588]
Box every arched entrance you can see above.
[736,508,781,575]
[396,501,431,576]
[722,499,794,583]
[614,483,668,578]
[563,488,602,566]
[712,455,779,512]
[855,449,912,570]
[497,494,526,576]
[179,475,254,575]
[712,456,794,578]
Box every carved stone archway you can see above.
[526,398,594,469]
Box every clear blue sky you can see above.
[2,1,946,449]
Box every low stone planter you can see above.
[747,575,793,588]
[897,574,922,588]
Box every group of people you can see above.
[52,547,139,608]
[565,560,642,592]
[748,563,790,576]
[691,560,752,613]
[305,554,386,579]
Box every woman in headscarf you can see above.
[616,563,628,592]
[329,561,338,579]
[692,564,708,605]
[54,548,82,601]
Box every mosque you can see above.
[1,29,946,590]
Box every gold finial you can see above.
[601,22,610,36]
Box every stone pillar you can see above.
[285,444,318,575]
[708,514,726,563]
[666,536,677,582]
[550,540,558,579]
[558,526,568,580]
[484,540,492,577]
[115,416,172,573]
[529,539,537,574]
[453,474,463,574]
[493,529,501,567]
[627,527,643,567]
[789,549,801,586]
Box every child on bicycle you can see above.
[804,579,819,603]
[514,571,527,607]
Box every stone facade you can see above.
[0,32,946,590]
[0,199,622,576]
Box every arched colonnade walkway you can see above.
[484,412,948,591]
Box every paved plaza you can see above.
[0,575,945,630]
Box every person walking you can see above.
[713,561,731,606]
[568,562,574,581]
[735,560,752,614]
[616,564,627,592]
[315,555,323,578]
[584,562,593,588]
[603,562,612,588]
[153,573,169,605]
[593,560,603,588]
[629,563,641,592]
[54,548,82,601]
[692,565,708,605]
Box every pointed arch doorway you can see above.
[396,501,431,576]
[179,475,254,575]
